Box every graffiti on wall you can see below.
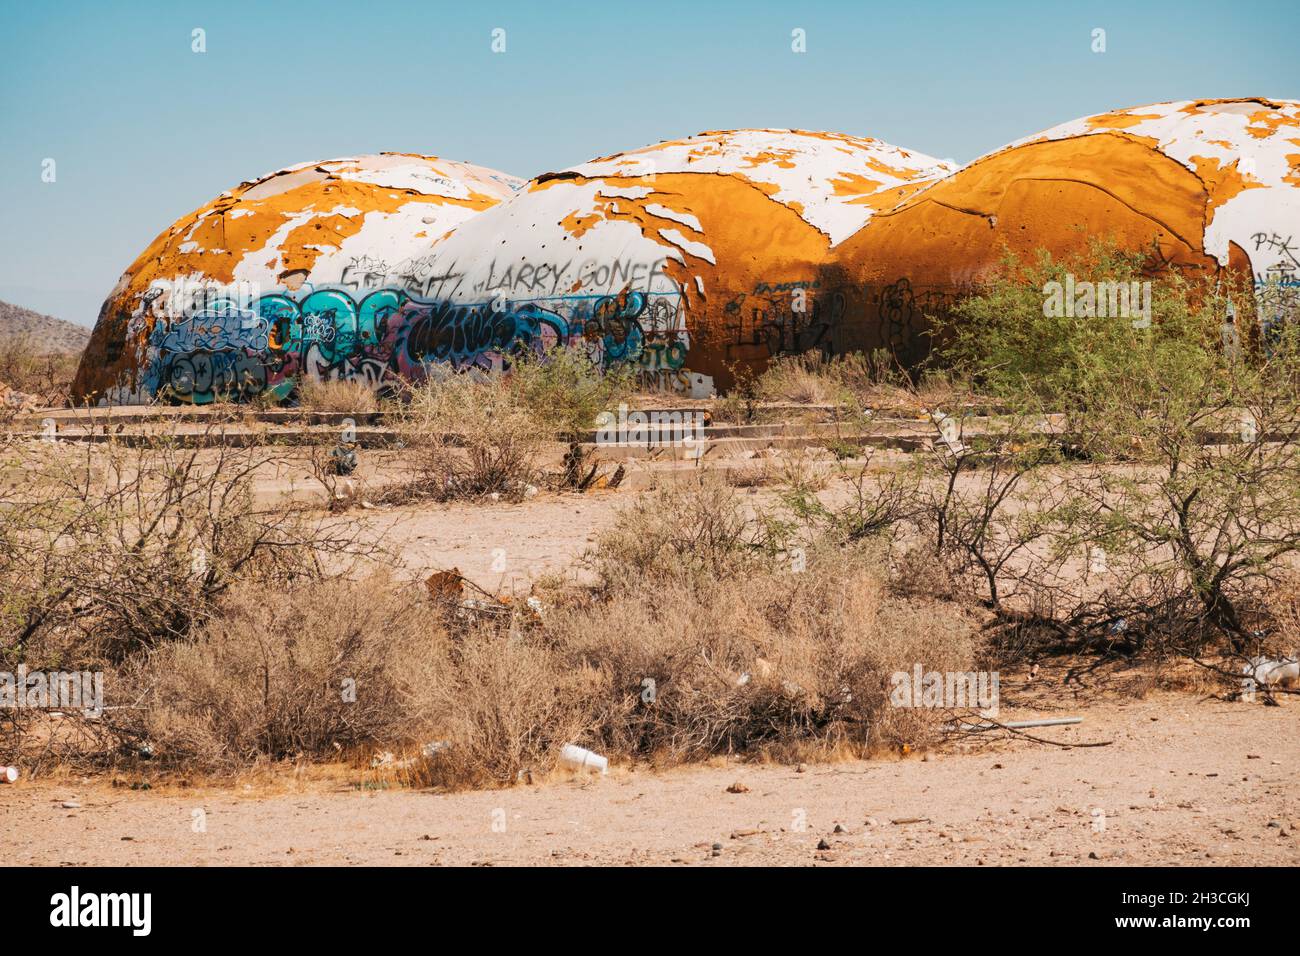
[1251,232,1300,323]
[137,276,694,404]
[719,280,848,364]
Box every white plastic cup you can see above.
[558,744,608,775]
[0,766,18,784]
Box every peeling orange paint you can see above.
[1085,112,1164,130]
[1246,108,1290,139]
[830,99,1300,367]
[830,172,885,197]
[72,154,520,403]
[1189,154,1266,208]
[1286,157,1300,187]
[834,132,1236,364]
[560,206,608,238]
[742,149,799,169]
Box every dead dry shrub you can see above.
[295,377,380,415]
[754,351,861,408]
[1259,572,1300,656]
[126,575,445,768]
[749,349,965,415]
[0,335,79,407]
[395,374,543,502]
[586,476,788,591]
[419,629,597,788]
[548,541,979,763]
[1,428,377,668]
[890,544,965,603]
[771,445,834,494]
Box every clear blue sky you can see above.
[2,0,1296,326]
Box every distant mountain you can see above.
[0,300,91,354]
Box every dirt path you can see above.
[6,692,1296,866]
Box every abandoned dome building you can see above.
[72,99,1300,406]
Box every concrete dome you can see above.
[73,153,522,404]
[377,129,955,392]
[834,98,1300,363]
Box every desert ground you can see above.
[4,400,1298,867]
[5,687,1296,866]
[3,473,1297,867]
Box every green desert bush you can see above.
[927,240,1300,657]
[937,240,1240,416]
[508,348,634,440]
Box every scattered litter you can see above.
[1242,654,1299,687]
[425,569,514,625]
[558,744,608,775]
[725,781,750,794]
[0,766,17,784]
[930,410,966,455]
[945,714,1112,748]
[371,741,451,771]
[457,597,512,623]
[330,443,358,476]
[952,716,1084,732]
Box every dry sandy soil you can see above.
[4,438,1298,867]
[5,687,1297,867]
